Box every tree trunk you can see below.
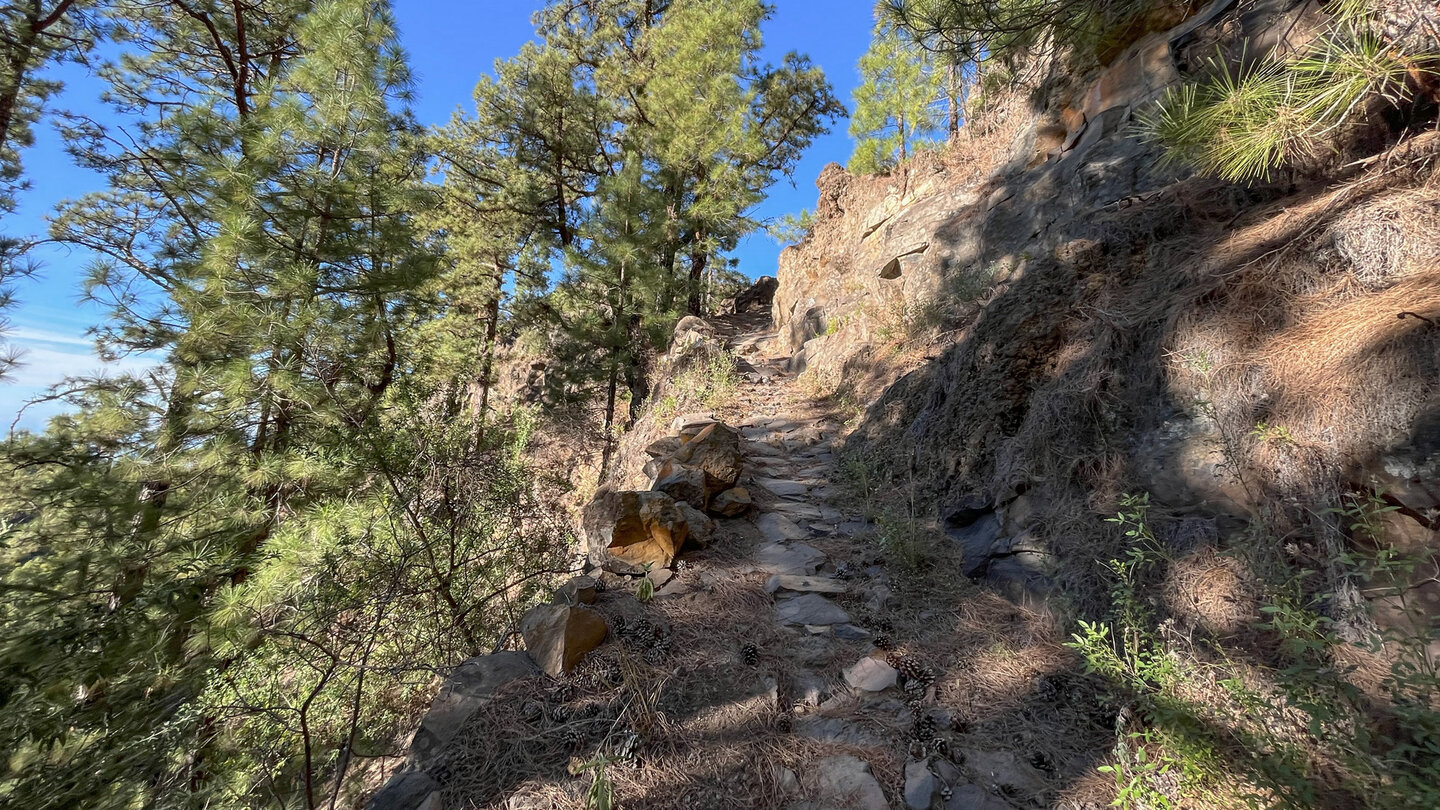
[0,1,76,159]
[600,350,620,479]
[947,62,960,140]
[0,15,39,160]
[686,231,707,316]
[600,257,629,480]
[624,312,648,421]
[472,262,504,447]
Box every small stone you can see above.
[557,575,597,605]
[804,624,833,635]
[833,624,872,641]
[844,656,898,692]
[765,574,848,594]
[519,604,608,677]
[863,584,895,612]
[905,760,938,809]
[757,512,810,542]
[675,500,716,547]
[777,593,851,626]
[773,501,824,521]
[795,672,828,706]
[775,765,802,795]
[655,577,692,598]
[934,758,962,786]
[710,486,753,517]
[646,568,675,588]
[671,412,718,435]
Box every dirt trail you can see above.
[431,311,1091,810]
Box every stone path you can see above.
[702,317,1000,810]
[373,308,1054,810]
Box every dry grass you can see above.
[1163,548,1262,639]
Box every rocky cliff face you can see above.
[776,0,1440,634]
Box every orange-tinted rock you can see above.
[710,486,753,517]
[672,422,744,498]
[583,489,691,573]
[520,604,608,677]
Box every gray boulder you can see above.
[409,652,538,767]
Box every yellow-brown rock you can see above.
[582,488,691,572]
[710,486,753,517]
[520,604,608,677]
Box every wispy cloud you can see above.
[6,346,159,388]
[6,326,96,348]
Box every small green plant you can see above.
[840,452,881,520]
[767,208,815,245]
[1249,422,1295,446]
[1327,489,1400,545]
[876,510,928,571]
[570,752,617,810]
[1099,731,1179,810]
[636,564,655,603]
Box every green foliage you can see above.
[0,0,97,214]
[882,0,1153,69]
[767,208,815,245]
[653,347,741,424]
[1068,493,1440,809]
[0,4,842,807]
[849,21,945,174]
[1141,12,1424,182]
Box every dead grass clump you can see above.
[1260,272,1440,404]
[1329,188,1440,287]
[1164,548,1261,638]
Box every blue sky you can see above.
[1,0,875,430]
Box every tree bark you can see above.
[686,230,707,316]
[0,0,77,161]
[472,262,504,446]
[947,62,960,140]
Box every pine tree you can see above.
[439,0,840,455]
[0,0,97,213]
[1,1,444,806]
[848,21,944,175]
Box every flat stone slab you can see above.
[905,760,938,810]
[757,512,810,542]
[815,755,888,810]
[772,501,824,521]
[777,593,851,626]
[833,624,872,641]
[844,656,898,692]
[756,477,810,497]
[945,785,1016,810]
[766,574,847,594]
[756,542,826,575]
